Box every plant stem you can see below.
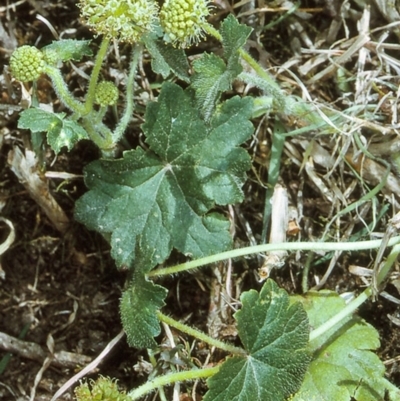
[112,44,142,143]
[80,117,114,153]
[310,241,400,342]
[376,242,400,289]
[203,23,284,106]
[301,251,314,293]
[309,287,371,342]
[95,106,107,124]
[202,23,222,42]
[157,311,246,356]
[384,380,400,396]
[238,48,283,99]
[127,366,220,400]
[84,37,110,115]
[147,349,168,401]
[148,236,400,278]
[43,65,85,115]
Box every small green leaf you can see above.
[142,33,190,82]
[204,280,311,401]
[190,15,252,121]
[18,108,89,153]
[120,274,167,349]
[18,107,63,133]
[75,82,254,269]
[221,14,252,70]
[191,54,230,122]
[42,39,92,62]
[291,291,391,401]
[47,119,89,153]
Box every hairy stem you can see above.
[204,23,285,108]
[310,242,400,342]
[309,287,371,342]
[84,37,110,115]
[376,242,400,288]
[148,236,400,278]
[112,44,143,143]
[157,311,246,357]
[80,117,114,153]
[43,65,85,115]
[127,366,220,400]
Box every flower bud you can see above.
[95,81,119,107]
[9,45,45,82]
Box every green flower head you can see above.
[160,0,212,48]
[10,45,45,82]
[74,376,128,401]
[78,0,159,43]
[95,81,119,106]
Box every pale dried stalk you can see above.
[8,147,69,233]
[258,184,289,280]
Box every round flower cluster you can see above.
[78,0,159,43]
[9,45,45,82]
[160,0,211,48]
[74,376,128,401]
[95,81,119,106]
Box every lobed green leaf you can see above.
[191,15,252,121]
[120,274,167,349]
[204,280,311,401]
[142,32,190,82]
[42,39,92,62]
[75,82,254,269]
[291,291,395,401]
[18,108,89,153]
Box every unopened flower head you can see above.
[95,81,119,106]
[78,0,159,43]
[160,0,212,48]
[10,45,45,82]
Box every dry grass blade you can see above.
[7,147,69,233]
[0,216,15,257]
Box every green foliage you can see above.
[191,15,252,121]
[41,39,92,62]
[204,280,311,401]
[18,108,89,153]
[142,32,190,82]
[8,7,399,401]
[291,291,398,401]
[75,82,254,268]
[120,274,167,348]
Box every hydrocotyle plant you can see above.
[8,0,400,400]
